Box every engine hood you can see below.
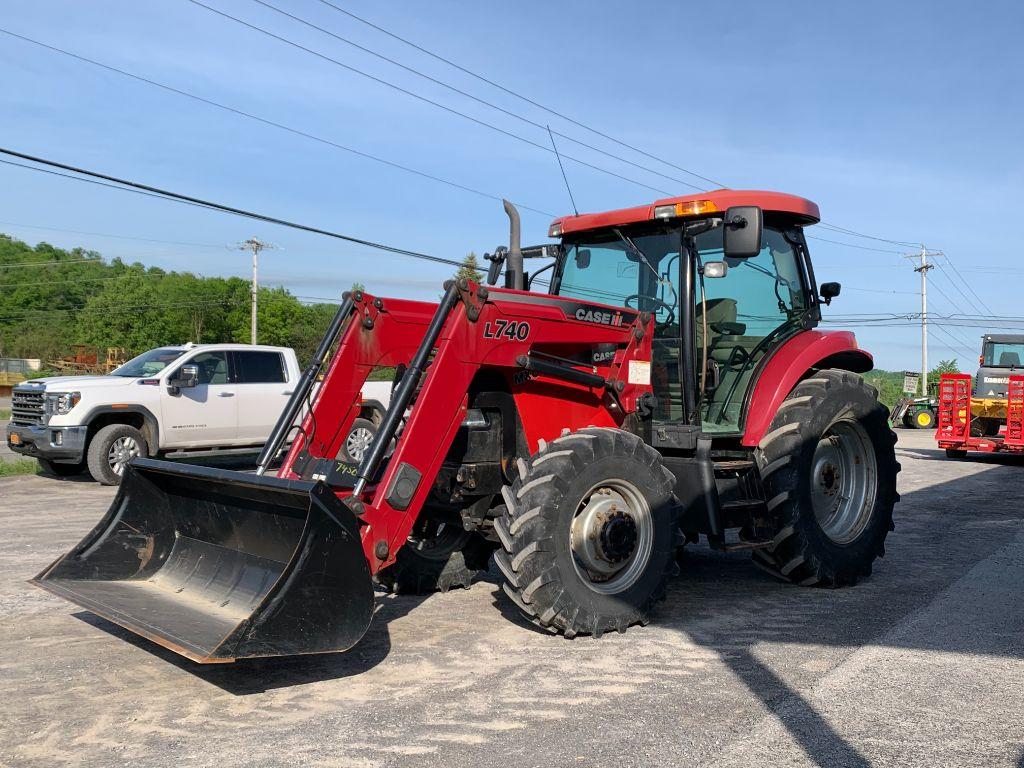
[16,375,141,391]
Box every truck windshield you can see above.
[983,341,1024,368]
[111,348,186,377]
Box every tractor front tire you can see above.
[495,427,678,638]
[376,523,494,595]
[753,369,899,587]
[911,409,935,429]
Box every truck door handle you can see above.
[218,391,235,397]
[282,390,294,395]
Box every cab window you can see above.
[188,352,229,385]
[233,351,287,383]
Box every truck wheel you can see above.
[341,418,377,463]
[376,521,494,594]
[495,427,678,638]
[945,448,968,459]
[911,409,935,429]
[87,424,148,486]
[37,459,86,478]
[753,369,899,587]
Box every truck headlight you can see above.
[45,391,81,415]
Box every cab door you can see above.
[159,351,238,447]
[231,350,292,443]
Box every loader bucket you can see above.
[32,458,374,664]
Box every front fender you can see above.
[741,330,873,447]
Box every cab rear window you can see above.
[233,351,287,383]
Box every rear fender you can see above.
[741,330,872,447]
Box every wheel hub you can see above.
[599,511,638,563]
[570,481,653,594]
[346,427,374,462]
[810,421,878,544]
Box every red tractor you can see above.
[35,190,899,663]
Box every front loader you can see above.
[35,190,899,662]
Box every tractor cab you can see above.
[548,191,824,435]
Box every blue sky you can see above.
[1,0,1022,370]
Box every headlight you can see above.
[45,391,81,415]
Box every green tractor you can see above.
[890,394,938,429]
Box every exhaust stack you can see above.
[503,199,523,290]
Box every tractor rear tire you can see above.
[495,427,678,638]
[753,369,899,587]
[376,524,494,595]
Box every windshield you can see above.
[983,341,1024,368]
[111,348,186,377]
[558,229,679,320]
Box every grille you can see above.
[11,390,45,426]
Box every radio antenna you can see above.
[546,125,579,216]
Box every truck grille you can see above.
[11,390,45,426]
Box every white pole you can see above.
[920,245,928,396]
[251,243,259,346]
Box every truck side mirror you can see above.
[170,364,199,391]
[819,282,841,305]
[575,249,591,269]
[723,206,763,259]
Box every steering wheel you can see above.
[624,294,675,325]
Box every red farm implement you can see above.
[937,372,1024,458]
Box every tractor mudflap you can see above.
[32,458,374,664]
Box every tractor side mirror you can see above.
[575,249,591,269]
[723,206,763,259]
[820,281,841,305]
[701,261,728,279]
[169,364,199,392]
[485,247,507,286]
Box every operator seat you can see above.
[999,352,1020,367]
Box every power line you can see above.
[0,147,466,269]
[312,0,725,189]
[180,1,679,197]
[0,220,225,250]
[310,0,935,248]
[248,0,711,193]
[806,235,905,255]
[935,254,994,316]
[0,28,556,219]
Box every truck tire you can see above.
[495,427,678,638]
[376,523,494,594]
[945,448,968,459]
[37,458,86,478]
[87,424,148,486]
[753,369,899,587]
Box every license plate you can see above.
[8,433,21,445]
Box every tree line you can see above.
[0,235,485,368]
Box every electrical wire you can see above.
[0,147,467,269]
[0,28,556,219]
[181,1,679,197]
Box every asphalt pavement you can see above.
[1,429,1021,768]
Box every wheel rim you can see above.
[917,411,931,427]
[107,435,141,476]
[345,427,375,462]
[570,479,653,594]
[810,420,878,544]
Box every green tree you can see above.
[455,252,483,283]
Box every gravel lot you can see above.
[1,429,1022,768]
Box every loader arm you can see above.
[286,280,653,574]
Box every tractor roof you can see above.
[550,189,820,237]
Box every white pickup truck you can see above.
[6,343,392,485]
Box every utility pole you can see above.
[236,237,276,345]
[907,246,937,395]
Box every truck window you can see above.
[190,352,229,385]
[111,348,185,377]
[234,351,287,383]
